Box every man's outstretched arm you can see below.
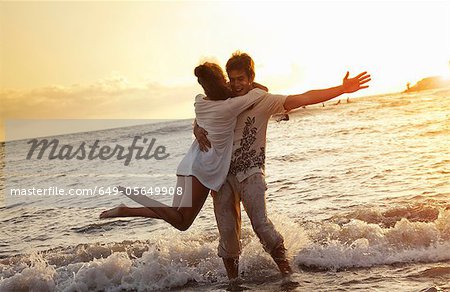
[284,71,371,111]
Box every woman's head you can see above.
[194,62,231,100]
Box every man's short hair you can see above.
[226,51,255,80]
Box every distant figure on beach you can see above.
[346,97,350,103]
[335,99,341,105]
[274,113,290,122]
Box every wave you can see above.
[1,205,449,290]
[0,234,221,291]
[295,206,450,270]
[0,219,307,291]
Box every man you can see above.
[195,52,370,288]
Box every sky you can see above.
[0,1,449,141]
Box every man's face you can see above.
[228,69,253,96]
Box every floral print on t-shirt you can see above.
[229,116,265,175]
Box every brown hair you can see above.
[225,51,255,81]
[194,62,231,100]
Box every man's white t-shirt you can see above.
[176,88,266,191]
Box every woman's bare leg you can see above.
[99,204,162,219]
[144,176,209,231]
[99,176,209,231]
[99,185,165,219]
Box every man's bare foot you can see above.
[99,203,127,219]
[226,278,247,291]
[281,274,299,289]
[276,258,293,277]
[271,244,293,277]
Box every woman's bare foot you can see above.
[99,203,127,219]
[117,185,145,196]
[117,186,127,194]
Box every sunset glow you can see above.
[1,1,449,141]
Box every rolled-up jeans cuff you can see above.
[218,247,241,258]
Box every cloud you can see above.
[1,74,199,118]
[0,73,200,141]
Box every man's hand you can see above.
[193,121,211,152]
[342,71,371,93]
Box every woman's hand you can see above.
[193,120,211,152]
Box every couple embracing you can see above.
[101,51,370,289]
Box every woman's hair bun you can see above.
[194,64,209,78]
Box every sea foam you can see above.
[295,208,450,270]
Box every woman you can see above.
[100,62,266,231]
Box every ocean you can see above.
[0,88,449,291]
